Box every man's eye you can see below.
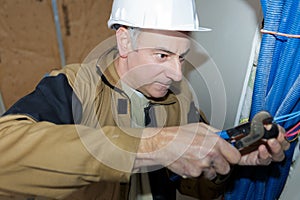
[156,53,168,60]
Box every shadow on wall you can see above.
[245,0,263,21]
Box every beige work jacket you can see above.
[0,49,204,199]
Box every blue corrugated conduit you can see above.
[265,2,300,116]
[250,0,284,116]
[225,0,300,199]
[250,0,284,117]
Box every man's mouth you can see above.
[155,82,170,89]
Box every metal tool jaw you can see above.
[224,111,279,155]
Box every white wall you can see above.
[186,0,263,129]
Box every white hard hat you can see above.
[107,0,211,31]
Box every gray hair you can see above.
[127,27,141,50]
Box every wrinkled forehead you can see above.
[136,29,191,54]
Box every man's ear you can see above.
[116,27,132,58]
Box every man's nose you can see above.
[166,58,183,81]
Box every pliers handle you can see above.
[219,111,279,155]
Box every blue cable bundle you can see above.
[250,0,285,117]
[225,0,300,199]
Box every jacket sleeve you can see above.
[0,115,140,199]
[0,74,140,199]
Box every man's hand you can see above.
[239,125,290,165]
[135,123,241,179]
[134,123,290,179]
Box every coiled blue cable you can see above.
[265,1,300,115]
[250,0,285,119]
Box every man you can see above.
[0,0,289,199]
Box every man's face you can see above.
[119,29,191,98]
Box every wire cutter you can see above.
[218,110,279,155]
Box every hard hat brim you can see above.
[108,20,212,32]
